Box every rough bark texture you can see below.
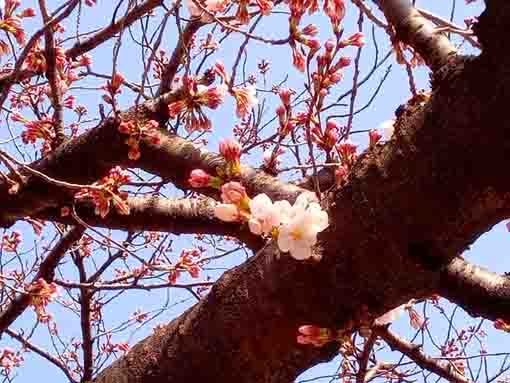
[90,2,510,383]
[2,1,510,382]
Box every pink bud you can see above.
[278,88,292,106]
[325,39,336,51]
[220,181,247,204]
[110,72,125,91]
[301,24,319,36]
[306,38,321,50]
[20,8,36,17]
[188,169,211,188]
[298,325,321,336]
[219,139,241,163]
[369,129,382,147]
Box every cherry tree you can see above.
[0,0,508,382]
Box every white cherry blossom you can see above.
[248,194,289,235]
[277,193,328,260]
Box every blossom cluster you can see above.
[167,68,259,133]
[168,248,202,284]
[215,187,328,260]
[168,75,227,133]
[26,278,60,323]
[189,139,328,260]
[11,112,55,145]
[1,230,22,252]
[74,166,131,218]
[0,0,35,55]
[118,119,161,160]
[186,0,273,24]
[0,347,23,376]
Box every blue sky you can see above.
[2,1,509,382]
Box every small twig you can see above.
[374,325,470,383]
[5,328,78,383]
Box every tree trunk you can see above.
[92,2,510,382]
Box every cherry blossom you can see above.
[248,194,288,236]
[277,193,329,260]
[231,85,258,119]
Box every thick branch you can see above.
[93,3,510,382]
[439,257,510,322]
[376,0,457,71]
[36,196,263,249]
[0,90,305,228]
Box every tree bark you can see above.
[91,2,510,382]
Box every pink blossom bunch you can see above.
[167,76,227,133]
[168,249,202,284]
[26,278,60,322]
[118,119,161,160]
[1,230,22,252]
[0,348,23,375]
[74,166,131,218]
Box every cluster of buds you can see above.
[188,139,242,187]
[213,61,259,120]
[101,335,129,354]
[188,169,222,188]
[118,119,161,160]
[0,0,35,52]
[102,72,125,108]
[336,140,358,168]
[26,43,66,74]
[323,0,345,31]
[0,348,23,375]
[74,166,131,218]
[168,248,202,284]
[314,45,351,93]
[311,120,341,152]
[297,325,336,347]
[168,76,227,133]
[339,32,365,48]
[26,278,60,323]
[214,182,251,223]
[275,88,296,136]
[263,146,285,174]
[219,138,242,176]
[369,129,382,148]
[333,139,358,185]
[1,230,22,252]
[11,112,55,145]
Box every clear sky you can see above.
[2,1,508,382]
